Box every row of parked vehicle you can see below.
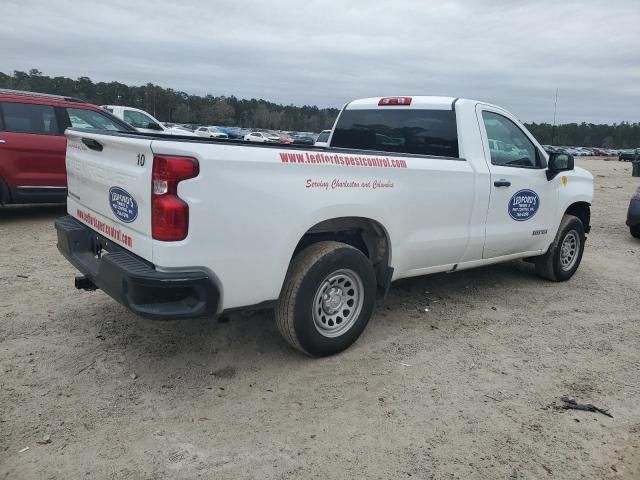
[100,105,331,147]
[542,145,621,157]
[176,123,331,147]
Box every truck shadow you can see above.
[80,259,544,371]
[43,258,581,408]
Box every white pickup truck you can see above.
[103,105,196,136]
[55,96,593,356]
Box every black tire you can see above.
[630,225,640,238]
[275,241,376,357]
[534,214,585,282]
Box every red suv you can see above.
[0,89,133,205]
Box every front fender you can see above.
[556,166,594,231]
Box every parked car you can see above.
[56,95,592,357]
[102,105,195,136]
[244,131,280,142]
[171,125,197,135]
[293,134,316,146]
[627,187,640,238]
[619,149,639,162]
[216,126,243,139]
[0,89,134,205]
[278,134,294,144]
[544,145,566,155]
[314,129,332,147]
[193,126,229,139]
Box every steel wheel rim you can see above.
[312,269,364,338]
[560,230,580,271]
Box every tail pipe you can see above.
[75,275,97,291]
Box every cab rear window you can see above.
[331,109,459,157]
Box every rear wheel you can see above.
[534,214,585,281]
[630,225,640,238]
[275,241,376,357]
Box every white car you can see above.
[244,131,280,143]
[314,129,332,147]
[102,105,196,136]
[58,95,593,357]
[194,126,229,139]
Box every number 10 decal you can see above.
[137,153,146,166]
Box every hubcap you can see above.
[560,230,580,271]
[312,269,364,338]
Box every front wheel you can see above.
[534,214,586,281]
[275,241,376,357]
[630,225,640,238]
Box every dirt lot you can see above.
[1,157,639,479]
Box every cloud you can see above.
[1,0,638,123]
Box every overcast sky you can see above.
[1,0,638,123]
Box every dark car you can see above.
[0,89,134,205]
[619,148,640,162]
[292,134,315,146]
[627,187,640,238]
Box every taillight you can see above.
[152,155,199,241]
[378,97,412,106]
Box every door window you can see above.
[482,111,543,168]
[0,102,59,135]
[66,108,123,130]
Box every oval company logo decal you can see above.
[508,189,540,221]
[108,187,138,223]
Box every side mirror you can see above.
[147,122,164,131]
[546,153,574,180]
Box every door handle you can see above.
[494,180,511,187]
[0,139,6,144]
[81,138,103,152]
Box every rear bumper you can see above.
[627,199,640,227]
[55,215,219,320]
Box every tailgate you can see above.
[65,129,154,260]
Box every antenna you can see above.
[551,88,558,145]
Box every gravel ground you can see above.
[1,157,639,479]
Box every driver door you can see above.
[477,106,558,258]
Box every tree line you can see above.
[526,122,639,149]
[1,69,638,146]
[0,70,338,132]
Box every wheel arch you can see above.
[565,201,591,233]
[291,216,393,297]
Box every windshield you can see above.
[123,109,160,129]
